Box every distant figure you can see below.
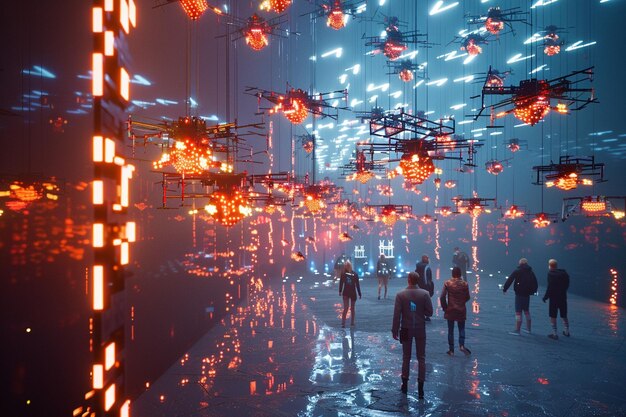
[440,267,472,356]
[503,258,538,335]
[376,254,391,300]
[334,253,347,280]
[392,271,434,399]
[452,247,470,282]
[542,259,570,340]
[339,260,362,328]
[415,254,434,321]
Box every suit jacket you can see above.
[392,285,433,337]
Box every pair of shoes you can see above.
[563,330,570,337]
[418,381,424,399]
[508,330,521,336]
[460,346,472,356]
[522,329,531,334]
[548,333,559,340]
[446,350,454,356]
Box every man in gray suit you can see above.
[392,271,434,399]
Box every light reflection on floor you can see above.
[134,269,626,417]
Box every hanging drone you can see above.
[302,0,367,30]
[532,155,606,191]
[466,6,528,36]
[364,16,432,61]
[387,59,426,83]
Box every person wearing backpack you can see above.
[452,247,470,282]
[415,254,434,322]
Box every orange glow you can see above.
[105,0,114,12]
[513,95,550,126]
[120,67,130,101]
[485,17,504,34]
[104,383,115,411]
[93,180,104,204]
[120,0,130,34]
[462,38,482,56]
[93,7,103,33]
[537,377,550,385]
[92,53,104,96]
[396,152,435,185]
[283,98,309,124]
[546,172,586,191]
[105,342,115,370]
[269,0,292,13]
[104,31,115,56]
[327,9,345,30]
[532,213,551,228]
[93,223,104,247]
[129,0,136,27]
[380,206,398,226]
[121,400,131,417]
[609,269,618,305]
[121,165,134,207]
[121,242,129,265]
[384,40,407,60]
[105,138,115,163]
[153,139,212,174]
[581,198,607,213]
[544,44,561,56]
[93,265,104,310]
[503,205,524,219]
[444,180,457,189]
[126,222,136,242]
[180,0,208,19]
[93,136,103,162]
[245,28,269,51]
[204,190,252,226]
[250,381,257,395]
[399,68,413,82]
[93,364,104,389]
[556,102,568,114]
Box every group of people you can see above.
[336,251,571,399]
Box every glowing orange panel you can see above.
[93,364,104,389]
[93,265,104,310]
[105,31,115,56]
[92,53,104,96]
[93,223,104,247]
[104,138,115,163]
[129,0,136,27]
[121,242,129,265]
[93,136,103,162]
[120,67,130,101]
[126,222,136,242]
[93,180,104,205]
[104,383,116,411]
[120,0,130,34]
[105,0,114,12]
[105,342,115,370]
[93,7,103,33]
[121,400,131,417]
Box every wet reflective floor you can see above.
[133,270,626,416]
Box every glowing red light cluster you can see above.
[463,38,483,56]
[303,193,326,214]
[396,153,435,185]
[532,213,551,228]
[544,33,561,56]
[180,0,208,20]
[327,9,345,30]
[503,205,524,219]
[384,40,407,60]
[380,205,398,226]
[399,68,413,82]
[486,74,504,88]
[284,97,309,124]
[204,190,251,227]
[438,206,452,217]
[269,0,292,13]
[513,95,551,126]
[609,268,618,305]
[245,28,269,51]
[338,232,352,242]
[485,160,504,175]
[544,45,561,56]
[581,197,608,213]
[485,17,504,35]
[153,139,212,175]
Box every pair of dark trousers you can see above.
[401,329,426,382]
[447,320,466,349]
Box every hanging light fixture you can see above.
[180,0,208,20]
[327,8,345,30]
[380,205,398,227]
[503,205,524,219]
[396,151,435,185]
[204,190,252,227]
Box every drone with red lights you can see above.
[245,86,349,124]
[302,0,366,31]
[503,137,528,153]
[561,196,626,221]
[541,25,566,56]
[363,203,413,226]
[364,16,432,61]
[472,66,597,127]
[127,115,264,175]
[215,12,294,51]
[341,149,387,183]
[485,158,512,175]
[526,212,559,228]
[154,0,214,20]
[387,59,426,83]
[466,6,528,36]
[261,0,293,14]
[501,204,526,220]
[448,31,492,57]
[532,155,606,191]
[451,195,496,216]
[474,68,512,89]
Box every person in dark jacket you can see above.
[542,259,570,340]
[503,258,538,335]
[415,254,434,321]
[376,254,390,300]
[339,260,361,328]
[392,271,433,399]
[452,247,470,282]
[440,267,471,356]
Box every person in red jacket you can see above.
[339,260,362,328]
[440,267,472,356]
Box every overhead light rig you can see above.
[366,109,455,140]
[532,155,606,191]
[363,15,433,61]
[301,0,366,31]
[451,195,496,216]
[245,86,349,124]
[364,203,413,226]
[471,66,597,127]
[561,196,626,221]
[386,59,426,83]
[466,6,528,36]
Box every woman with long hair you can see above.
[339,260,362,327]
